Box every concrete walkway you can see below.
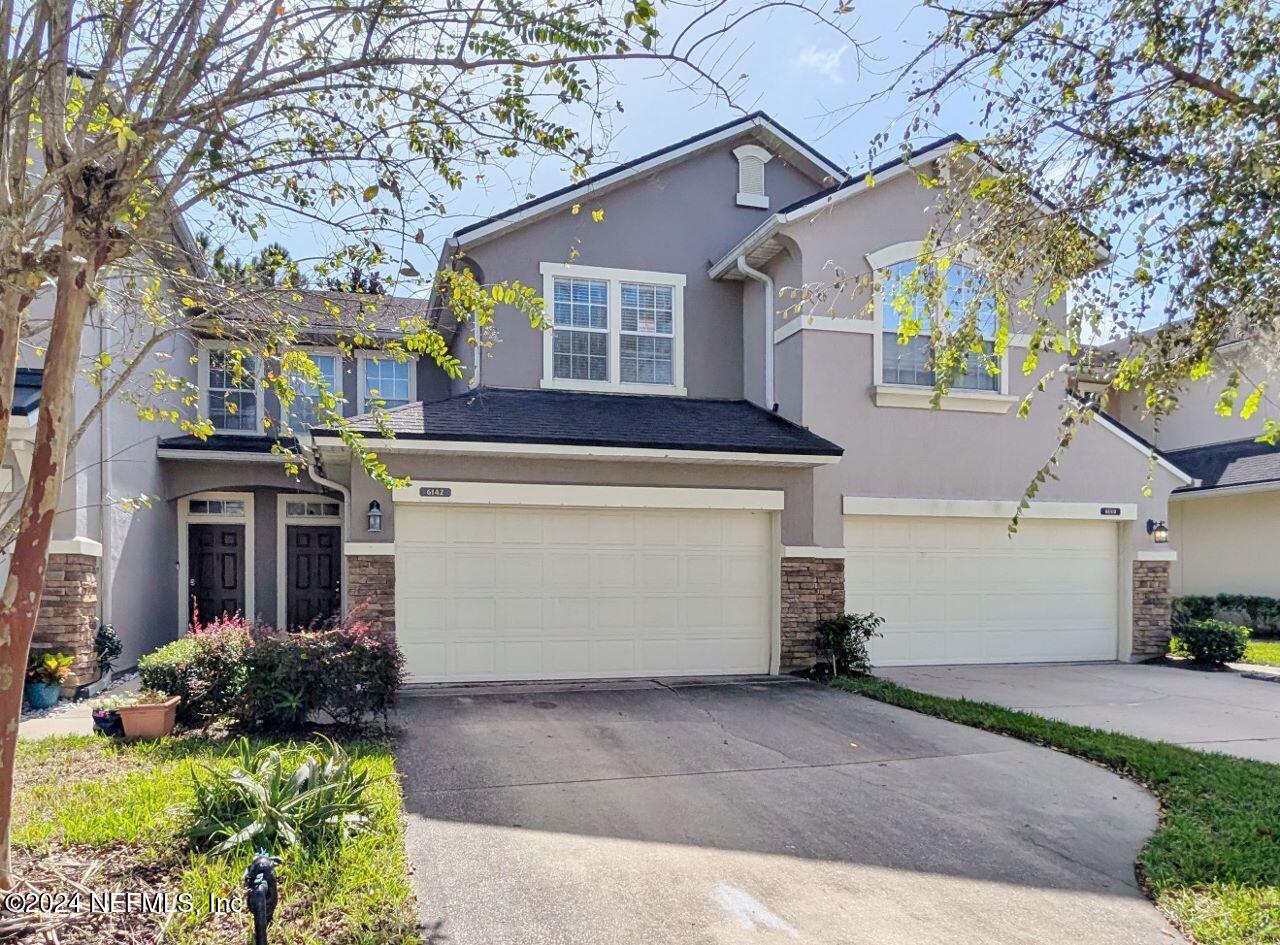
[883,662,1280,763]
[396,677,1182,945]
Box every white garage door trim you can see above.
[394,482,782,683]
[843,496,1137,521]
[844,505,1123,666]
[394,481,784,511]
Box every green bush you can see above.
[814,612,884,678]
[187,737,378,855]
[239,622,404,730]
[138,624,251,726]
[139,610,404,731]
[1172,595,1216,625]
[1170,618,1251,665]
[1173,594,1280,635]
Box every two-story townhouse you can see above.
[1106,343,1280,598]
[309,112,1196,684]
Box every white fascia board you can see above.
[1085,412,1196,485]
[156,449,289,464]
[842,496,1138,521]
[311,435,840,467]
[458,116,846,250]
[1171,479,1280,500]
[394,481,785,511]
[48,537,104,557]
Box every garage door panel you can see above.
[397,504,772,682]
[845,514,1118,666]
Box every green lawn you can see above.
[833,676,1280,945]
[1242,638,1280,667]
[13,735,420,944]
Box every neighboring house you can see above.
[1106,344,1280,598]
[6,111,1199,688]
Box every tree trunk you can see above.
[0,231,97,889]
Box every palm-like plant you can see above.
[188,738,378,855]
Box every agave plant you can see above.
[188,737,378,855]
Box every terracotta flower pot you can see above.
[116,696,181,739]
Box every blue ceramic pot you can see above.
[24,681,61,710]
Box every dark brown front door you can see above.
[188,523,246,625]
[286,525,342,630]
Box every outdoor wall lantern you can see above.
[1146,519,1169,543]
[367,500,383,534]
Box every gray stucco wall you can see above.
[456,134,826,399]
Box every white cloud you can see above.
[793,44,850,85]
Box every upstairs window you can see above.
[733,144,773,209]
[201,344,262,433]
[541,263,685,395]
[880,258,1000,393]
[358,354,416,410]
[285,351,342,429]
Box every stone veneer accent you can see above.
[346,554,396,641]
[1131,560,1172,660]
[780,556,846,673]
[33,552,100,687]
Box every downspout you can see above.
[304,447,353,616]
[97,309,113,630]
[735,256,775,410]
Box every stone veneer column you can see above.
[1131,559,1172,660]
[346,554,396,641]
[779,556,846,673]
[33,552,100,687]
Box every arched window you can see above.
[733,144,773,208]
[880,259,1000,392]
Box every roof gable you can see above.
[451,112,847,250]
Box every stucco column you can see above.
[779,554,845,673]
[346,551,396,641]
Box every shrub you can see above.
[187,737,378,855]
[1170,618,1251,665]
[813,612,884,679]
[240,614,404,730]
[26,651,74,686]
[1173,594,1280,635]
[1172,596,1215,625]
[138,619,252,725]
[94,624,123,676]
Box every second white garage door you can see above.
[395,504,774,682]
[844,515,1119,665]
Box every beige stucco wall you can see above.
[1170,489,1280,596]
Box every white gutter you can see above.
[735,256,775,409]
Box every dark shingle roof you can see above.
[327,387,843,456]
[211,289,433,337]
[1167,438,1280,493]
[12,368,42,416]
[157,434,299,454]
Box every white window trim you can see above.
[356,351,418,412]
[177,490,255,632]
[275,493,345,630]
[867,240,1015,413]
[540,262,687,396]
[283,347,345,431]
[198,340,266,435]
[733,144,773,209]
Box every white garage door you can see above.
[395,504,773,682]
[844,515,1118,665]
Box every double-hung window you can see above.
[202,344,262,433]
[879,258,1000,393]
[541,263,685,394]
[358,354,415,410]
[285,351,342,429]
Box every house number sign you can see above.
[1099,507,1121,516]
[419,487,452,498]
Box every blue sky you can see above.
[191,3,984,281]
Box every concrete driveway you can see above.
[883,662,1280,763]
[396,677,1181,944]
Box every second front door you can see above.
[286,525,342,630]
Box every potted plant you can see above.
[113,690,182,739]
[25,652,74,710]
[88,691,132,737]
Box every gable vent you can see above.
[733,144,773,209]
